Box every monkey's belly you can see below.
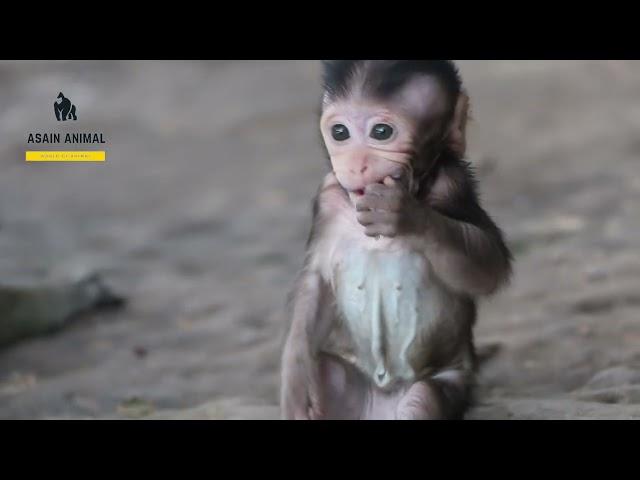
[329,248,446,390]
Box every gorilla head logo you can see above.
[54,92,77,121]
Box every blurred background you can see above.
[0,60,639,419]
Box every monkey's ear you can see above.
[447,90,470,157]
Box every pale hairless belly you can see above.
[319,243,458,419]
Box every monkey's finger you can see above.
[357,211,395,226]
[356,211,374,225]
[356,195,401,212]
[385,169,412,191]
[355,193,374,211]
[363,183,389,196]
[382,176,411,196]
[383,176,397,188]
[292,396,312,420]
[308,402,326,420]
[306,363,325,419]
[363,184,403,201]
[294,409,311,420]
[283,398,310,420]
[365,224,397,238]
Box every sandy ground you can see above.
[0,60,639,420]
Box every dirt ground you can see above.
[1,60,639,420]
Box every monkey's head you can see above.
[319,60,468,202]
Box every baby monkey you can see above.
[281,60,512,420]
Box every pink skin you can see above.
[320,100,417,199]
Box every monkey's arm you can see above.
[281,174,347,419]
[284,267,331,355]
[422,207,511,296]
[421,160,512,297]
[281,265,334,420]
[356,161,511,297]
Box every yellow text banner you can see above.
[26,151,106,162]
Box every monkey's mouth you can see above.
[352,180,387,196]
[352,178,389,196]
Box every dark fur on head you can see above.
[321,60,462,107]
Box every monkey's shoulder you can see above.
[424,156,478,206]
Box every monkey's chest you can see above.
[331,248,445,389]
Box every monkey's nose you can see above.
[349,165,369,175]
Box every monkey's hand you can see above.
[281,344,324,420]
[355,176,428,238]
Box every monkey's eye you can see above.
[331,124,350,141]
[370,123,394,141]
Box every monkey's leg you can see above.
[395,370,473,420]
[315,354,368,420]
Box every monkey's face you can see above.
[321,100,413,196]
[320,76,449,204]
